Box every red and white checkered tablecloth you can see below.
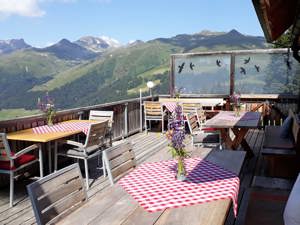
[162,102,177,113]
[118,157,240,217]
[32,121,92,135]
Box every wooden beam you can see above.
[230,54,235,95]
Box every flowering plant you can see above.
[230,92,241,116]
[166,104,189,180]
[38,92,55,125]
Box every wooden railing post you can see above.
[124,103,128,137]
[140,90,143,132]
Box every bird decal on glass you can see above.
[254,65,260,72]
[285,59,292,70]
[240,67,246,75]
[244,57,251,64]
[216,59,221,67]
[178,62,185,73]
[189,62,195,70]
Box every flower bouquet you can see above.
[166,104,189,180]
[230,92,241,117]
[38,92,56,126]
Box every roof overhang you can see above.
[252,0,298,42]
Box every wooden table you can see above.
[7,120,97,174]
[58,147,246,225]
[205,111,261,157]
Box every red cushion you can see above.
[0,154,36,170]
[202,127,218,132]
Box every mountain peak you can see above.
[40,38,97,60]
[197,30,226,36]
[57,38,72,45]
[0,38,31,54]
[228,29,243,36]
[75,36,121,53]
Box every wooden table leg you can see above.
[232,128,254,157]
[220,128,234,149]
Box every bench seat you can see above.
[263,126,295,150]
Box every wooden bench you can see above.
[27,163,87,225]
[261,110,300,177]
[262,110,300,155]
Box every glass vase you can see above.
[176,156,186,181]
[234,106,241,117]
[47,112,54,126]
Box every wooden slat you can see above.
[33,169,80,197]
[111,160,136,178]
[110,150,135,169]
[106,142,132,160]
[42,190,86,224]
[38,178,83,210]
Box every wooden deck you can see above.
[0,129,279,225]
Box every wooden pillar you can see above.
[124,103,128,137]
[230,54,235,95]
[140,89,143,132]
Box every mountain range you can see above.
[0,29,268,112]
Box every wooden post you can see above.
[124,103,128,137]
[230,54,235,96]
[139,89,143,132]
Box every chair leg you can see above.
[162,119,164,133]
[9,172,14,207]
[84,159,89,190]
[102,155,106,177]
[54,141,58,171]
[39,145,44,178]
[145,118,148,133]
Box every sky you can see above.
[0,0,264,47]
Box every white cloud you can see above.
[0,0,45,17]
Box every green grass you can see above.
[0,109,40,121]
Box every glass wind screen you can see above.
[174,55,230,94]
[235,53,300,94]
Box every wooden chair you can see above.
[182,103,202,124]
[186,112,221,149]
[27,163,87,225]
[89,110,114,146]
[102,141,136,185]
[144,101,166,133]
[0,133,43,207]
[55,121,108,189]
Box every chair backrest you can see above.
[84,121,108,148]
[102,141,136,185]
[89,110,114,128]
[186,112,199,135]
[144,101,163,117]
[0,133,13,167]
[27,163,87,225]
[289,109,300,149]
[182,103,202,118]
[196,108,207,129]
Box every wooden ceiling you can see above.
[252,0,298,42]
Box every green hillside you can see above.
[0,50,76,78]
[0,30,268,115]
